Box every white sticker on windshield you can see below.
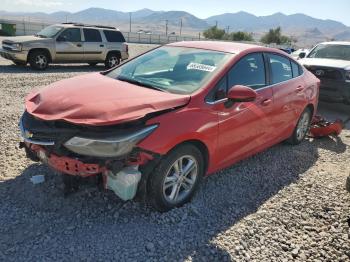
[187,62,216,72]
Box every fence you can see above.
[0,18,296,49]
[0,18,201,44]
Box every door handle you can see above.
[76,43,82,47]
[100,44,104,47]
[261,99,272,106]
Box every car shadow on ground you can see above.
[0,137,329,261]
[0,63,106,74]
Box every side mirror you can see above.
[227,85,257,102]
[298,52,306,59]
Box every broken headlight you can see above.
[64,125,158,157]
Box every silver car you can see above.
[0,23,129,70]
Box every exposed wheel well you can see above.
[171,140,210,174]
[27,48,52,63]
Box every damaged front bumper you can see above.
[19,111,160,200]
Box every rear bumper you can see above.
[0,48,28,62]
[319,79,350,104]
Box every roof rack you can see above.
[61,22,116,30]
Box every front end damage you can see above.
[19,111,161,200]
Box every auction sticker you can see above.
[187,62,216,72]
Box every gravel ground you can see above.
[0,45,349,261]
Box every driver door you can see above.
[210,53,275,169]
[55,28,84,62]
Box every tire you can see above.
[105,53,120,69]
[286,107,312,145]
[29,50,49,70]
[147,144,204,212]
[346,175,350,193]
[88,62,98,66]
[13,61,26,66]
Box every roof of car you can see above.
[56,23,119,31]
[167,41,269,54]
[319,41,350,45]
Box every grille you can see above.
[2,41,14,51]
[305,66,343,80]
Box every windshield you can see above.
[308,44,350,61]
[105,46,232,94]
[35,25,63,38]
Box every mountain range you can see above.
[1,7,350,46]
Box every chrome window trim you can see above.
[206,98,228,105]
[205,65,305,105]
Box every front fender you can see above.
[137,106,218,171]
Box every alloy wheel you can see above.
[108,56,119,68]
[162,155,198,204]
[296,111,310,141]
[35,55,47,69]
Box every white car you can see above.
[291,49,309,60]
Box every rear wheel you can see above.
[287,107,312,145]
[105,53,120,69]
[147,144,204,212]
[29,50,49,70]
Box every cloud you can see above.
[14,0,64,7]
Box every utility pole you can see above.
[215,20,218,27]
[165,20,168,36]
[179,18,182,36]
[226,26,230,34]
[129,12,132,32]
[65,15,68,23]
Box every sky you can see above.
[2,0,350,26]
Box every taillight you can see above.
[124,44,129,53]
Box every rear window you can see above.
[83,29,102,42]
[103,30,125,42]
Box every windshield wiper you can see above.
[117,76,165,92]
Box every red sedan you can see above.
[20,41,320,211]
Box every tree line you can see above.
[203,26,293,45]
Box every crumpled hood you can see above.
[25,73,190,126]
[300,58,350,70]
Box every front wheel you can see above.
[286,107,312,145]
[29,51,49,70]
[147,144,204,212]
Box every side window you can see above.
[268,54,292,84]
[83,29,102,42]
[228,53,266,90]
[291,61,300,78]
[103,30,126,42]
[58,28,81,42]
[205,76,227,102]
